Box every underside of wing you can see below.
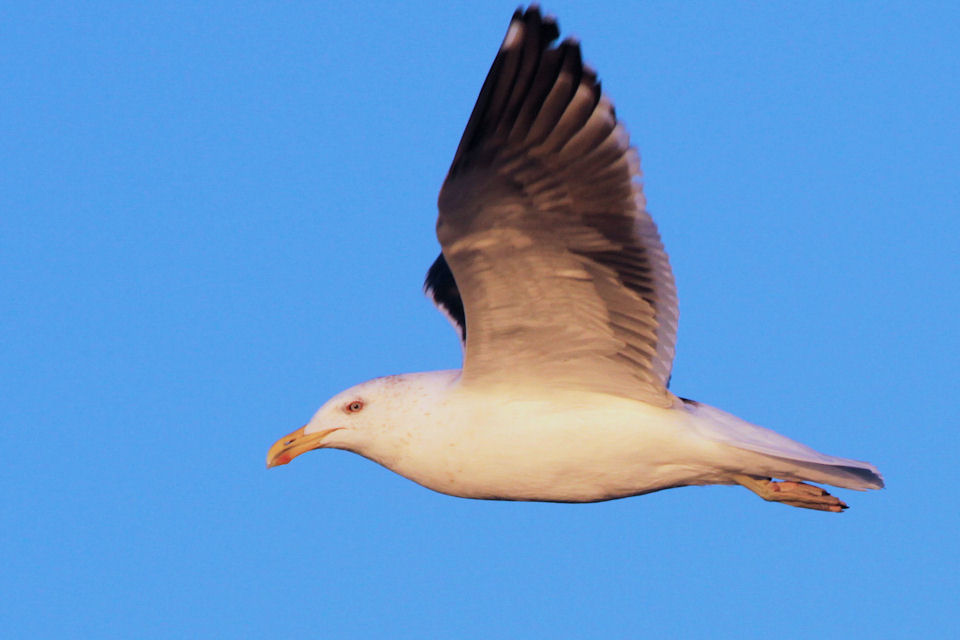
[424,252,466,345]
[434,7,678,406]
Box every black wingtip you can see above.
[511,5,559,45]
[424,253,466,342]
[529,5,560,40]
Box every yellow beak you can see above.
[266,426,341,468]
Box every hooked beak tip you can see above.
[266,426,342,469]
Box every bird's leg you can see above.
[732,474,848,513]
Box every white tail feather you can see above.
[683,400,884,490]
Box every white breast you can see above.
[376,386,732,502]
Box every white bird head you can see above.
[266,371,459,468]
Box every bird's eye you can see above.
[345,400,364,413]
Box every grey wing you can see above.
[436,7,678,407]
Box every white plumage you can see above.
[267,7,883,512]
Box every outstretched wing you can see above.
[435,7,678,406]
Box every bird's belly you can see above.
[388,402,729,502]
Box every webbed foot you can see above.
[733,474,848,512]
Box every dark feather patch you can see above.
[424,253,466,342]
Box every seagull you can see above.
[267,6,883,512]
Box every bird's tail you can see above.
[682,399,884,490]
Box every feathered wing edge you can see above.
[433,7,679,402]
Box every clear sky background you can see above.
[3,1,958,638]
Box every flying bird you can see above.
[267,7,883,512]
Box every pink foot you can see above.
[733,474,849,513]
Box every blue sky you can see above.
[2,1,958,637]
